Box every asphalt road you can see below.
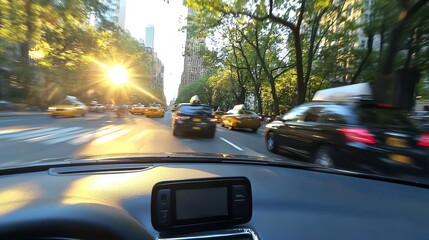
[0,110,291,167]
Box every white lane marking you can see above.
[42,129,94,144]
[219,137,243,151]
[92,129,130,144]
[69,125,119,145]
[14,127,82,141]
[24,127,86,142]
[7,128,60,140]
[0,128,35,135]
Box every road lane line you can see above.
[26,127,89,143]
[219,137,243,151]
[5,128,59,140]
[42,129,94,144]
[0,128,36,135]
[69,125,120,145]
[92,129,130,144]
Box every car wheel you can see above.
[173,128,180,137]
[227,122,234,130]
[51,114,56,118]
[313,146,336,168]
[81,112,85,117]
[266,131,277,153]
[251,128,258,133]
[206,130,215,139]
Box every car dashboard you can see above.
[0,160,428,240]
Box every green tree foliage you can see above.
[0,1,164,105]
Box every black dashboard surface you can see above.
[0,162,428,239]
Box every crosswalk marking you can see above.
[42,129,93,144]
[0,128,36,135]
[24,127,86,142]
[69,125,121,145]
[0,125,129,146]
[92,129,130,144]
[12,127,72,140]
[0,128,43,139]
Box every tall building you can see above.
[179,9,206,89]
[145,25,155,49]
[101,0,126,29]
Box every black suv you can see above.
[172,103,217,138]
[265,101,429,177]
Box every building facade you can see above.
[100,0,126,29]
[145,25,155,49]
[179,9,206,89]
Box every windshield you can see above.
[0,0,428,187]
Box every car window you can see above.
[178,105,212,116]
[227,110,239,115]
[282,106,308,122]
[303,106,324,122]
[238,110,256,115]
[358,105,419,130]
[318,105,349,124]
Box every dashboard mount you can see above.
[151,177,252,233]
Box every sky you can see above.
[124,0,188,103]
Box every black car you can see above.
[172,103,217,138]
[265,101,429,177]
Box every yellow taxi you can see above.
[129,104,146,115]
[48,100,88,117]
[145,104,164,117]
[221,105,261,132]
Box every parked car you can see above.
[0,100,18,111]
[265,83,429,177]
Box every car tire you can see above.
[81,112,85,117]
[251,128,258,133]
[51,114,56,118]
[206,130,215,139]
[227,122,234,130]
[266,131,277,153]
[313,145,336,168]
[173,128,180,137]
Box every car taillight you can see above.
[210,118,218,122]
[235,116,241,119]
[417,133,429,147]
[338,128,376,144]
[175,116,190,120]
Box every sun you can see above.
[108,65,129,85]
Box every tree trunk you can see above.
[293,28,306,105]
[351,34,373,83]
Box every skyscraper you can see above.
[100,0,126,29]
[145,25,155,49]
[179,9,206,89]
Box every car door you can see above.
[275,105,309,154]
[288,106,325,157]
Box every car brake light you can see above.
[417,133,429,147]
[235,116,241,119]
[210,118,218,122]
[175,116,190,120]
[376,103,392,107]
[338,128,376,144]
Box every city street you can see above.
[0,111,290,167]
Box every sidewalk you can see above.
[0,111,48,117]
